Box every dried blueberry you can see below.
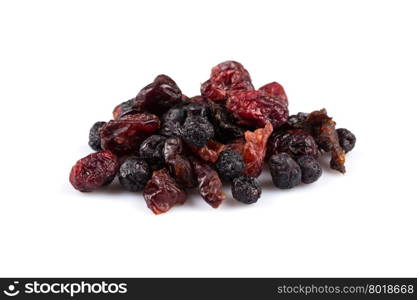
[88,121,106,151]
[118,157,151,192]
[139,135,167,169]
[180,116,214,147]
[296,155,322,184]
[231,175,261,204]
[269,153,301,189]
[337,128,356,153]
[215,149,244,181]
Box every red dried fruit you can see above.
[189,140,226,163]
[69,150,119,192]
[133,74,182,115]
[163,137,197,188]
[225,138,245,156]
[100,113,160,155]
[143,168,187,214]
[201,61,254,102]
[226,82,289,129]
[267,129,320,159]
[300,109,346,173]
[242,122,273,177]
[191,158,226,208]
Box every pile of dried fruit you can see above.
[69,61,356,214]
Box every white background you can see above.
[0,0,416,277]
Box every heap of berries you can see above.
[69,61,356,214]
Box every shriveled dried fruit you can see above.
[267,129,320,159]
[226,82,289,129]
[231,175,261,204]
[201,61,254,102]
[163,136,196,188]
[139,135,167,169]
[112,99,140,120]
[300,109,346,173]
[269,153,301,189]
[191,158,226,208]
[225,138,245,156]
[208,102,244,143]
[118,157,151,191]
[88,121,106,151]
[184,102,209,118]
[189,140,226,163]
[180,116,214,147]
[143,168,187,214]
[70,150,118,192]
[100,113,160,155]
[242,122,273,177]
[215,149,245,181]
[337,128,356,153]
[287,112,308,128]
[133,74,182,115]
[158,106,186,137]
[296,155,322,184]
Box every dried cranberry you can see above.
[226,82,289,129]
[267,129,320,159]
[100,113,160,155]
[201,61,254,102]
[163,137,197,188]
[143,168,187,214]
[242,122,273,177]
[189,140,226,164]
[69,150,119,192]
[191,158,226,208]
[133,74,182,115]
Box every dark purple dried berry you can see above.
[231,175,261,204]
[337,128,356,153]
[158,106,186,137]
[208,102,244,143]
[215,149,245,181]
[267,129,320,159]
[296,155,322,184]
[118,157,151,192]
[269,153,301,189]
[139,135,167,169]
[184,103,209,118]
[88,121,106,151]
[180,116,214,147]
[287,112,308,128]
[133,75,182,115]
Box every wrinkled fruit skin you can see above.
[158,106,186,137]
[296,155,322,184]
[269,153,301,189]
[337,128,356,153]
[300,109,346,173]
[215,149,245,181]
[112,98,140,120]
[180,116,214,147]
[191,158,226,208]
[70,150,119,192]
[232,175,261,204]
[118,157,151,192]
[88,121,106,151]
[139,135,167,169]
[133,74,182,115]
[163,136,197,188]
[267,129,320,159]
[184,102,209,118]
[189,140,226,163]
[243,122,273,177]
[100,113,160,155]
[227,82,289,129]
[201,61,254,102]
[143,168,187,214]
[208,102,244,143]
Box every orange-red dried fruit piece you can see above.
[189,140,226,163]
[242,122,273,177]
[69,150,119,192]
[100,113,160,155]
[226,82,289,129]
[191,158,226,208]
[143,168,187,215]
[201,61,254,102]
